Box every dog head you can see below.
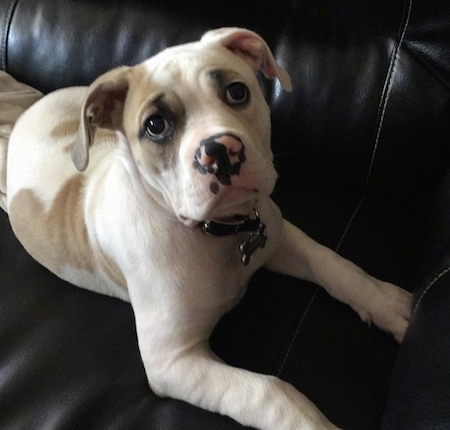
[72,27,292,225]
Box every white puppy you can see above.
[2,28,411,430]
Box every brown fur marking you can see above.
[51,120,118,154]
[51,120,79,139]
[9,177,127,291]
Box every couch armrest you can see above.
[382,168,450,429]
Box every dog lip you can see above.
[179,213,251,229]
[179,215,198,227]
[178,185,261,228]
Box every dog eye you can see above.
[225,82,249,106]
[144,114,172,141]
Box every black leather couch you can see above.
[1,1,449,429]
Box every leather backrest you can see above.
[1,0,449,287]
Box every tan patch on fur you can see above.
[51,121,118,154]
[9,177,93,275]
[9,177,127,291]
[51,120,80,139]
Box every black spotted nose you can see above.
[193,133,246,186]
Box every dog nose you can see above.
[214,134,243,157]
[195,145,218,173]
[194,133,244,172]
[193,133,247,186]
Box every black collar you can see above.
[198,208,268,265]
[199,212,261,237]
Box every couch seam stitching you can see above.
[0,0,18,71]
[336,0,412,252]
[365,0,412,184]
[335,194,365,252]
[413,266,450,315]
[275,288,319,376]
[275,0,413,377]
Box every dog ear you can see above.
[72,67,130,172]
[201,27,293,92]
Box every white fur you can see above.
[3,28,412,430]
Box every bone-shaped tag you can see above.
[239,223,267,265]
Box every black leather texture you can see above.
[0,0,449,429]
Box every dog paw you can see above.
[357,280,412,343]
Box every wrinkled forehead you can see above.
[124,42,262,122]
[141,42,256,89]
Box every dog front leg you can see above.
[265,220,412,342]
[131,307,341,430]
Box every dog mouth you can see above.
[178,190,258,227]
[180,212,248,227]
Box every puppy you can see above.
[2,28,412,430]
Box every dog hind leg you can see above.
[0,71,43,212]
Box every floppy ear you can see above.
[72,66,130,172]
[201,27,293,92]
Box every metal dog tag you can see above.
[239,222,267,265]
